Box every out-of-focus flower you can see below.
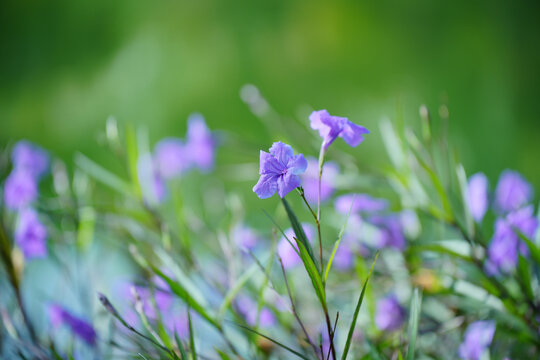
[12,140,49,179]
[137,153,166,205]
[232,224,260,251]
[154,138,189,179]
[164,313,189,337]
[277,223,314,269]
[335,194,388,215]
[15,208,47,259]
[467,173,489,222]
[495,170,533,213]
[375,294,405,332]
[3,170,38,210]
[400,209,421,239]
[487,205,538,274]
[185,113,217,172]
[309,110,369,150]
[301,157,339,203]
[371,215,406,250]
[48,304,97,346]
[332,239,355,271]
[236,295,276,327]
[458,320,496,360]
[253,142,307,199]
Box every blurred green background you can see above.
[1,0,540,187]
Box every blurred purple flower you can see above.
[277,223,315,269]
[332,240,355,271]
[15,208,47,259]
[232,224,260,251]
[12,140,49,179]
[371,215,406,250]
[467,173,489,222]
[48,304,97,346]
[309,110,369,150]
[487,205,538,274]
[137,153,166,205]
[253,142,307,199]
[164,313,189,337]
[301,157,339,203]
[236,295,276,327]
[458,320,496,360]
[3,170,38,210]
[185,113,217,172]
[154,138,189,179]
[375,294,406,332]
[335,194,388,214]
[495,170,533,213]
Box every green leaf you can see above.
[341,252,379,360]
[74,153,134,196]
[297,239,326,309]
[214,348,233,360]
[188,309,197,360]
[152,266,220,330]
[174,331,188,360]
[281,198,317,267]
[517,255,534,300]
[406,288,423,360]
[517,231,540,265]
[235,324,310,360]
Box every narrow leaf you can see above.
[74,153,133,196]
[406,288,423,360]
[188,309,197,360]
[281,198,318,267]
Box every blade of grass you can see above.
[74,153,133,196]
[406,288,422,360]
[282,198,318,268]
[341,252,379,360]
[174,330,188,360]
[187,309,197,360]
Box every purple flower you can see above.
[301,157,339,204]
[137,153,166,205]
[154,138,189,179]
[12,140,49,179]
[236,295,276,327]
[48,304,97,346]
[232,224,260,251]
[277,224,315,269]
[309,110,369,150]
[458,320,496,360]
[15,208,47,259]
[375,294,406,332]
[495,170,533,213]
[3,170,38,210]
[335,194,388,214]
[370,215,406,250]
[185,113,217,172]
[467,173,488,222]
[164,314,189,337]
[487,206,538,274]
[253,142,307,199]
[332,240,355,271]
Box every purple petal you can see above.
[253,173,279,199]
[259,151,284,175]
[335,194,388,214]
[12,140,49,179]
[495,170,533,213]
[467,173,489,222]
[488,219,518,273]
[302,157,339,203]
[277,173,301,198]
[286,154,307,175]
[375,295,405,332]
[15,208,47,259]
[4,170,38,210]
[458,321,495,360]
[339,121,370,147]
[269,142,294,166]
[186,113,216,172]
[154,138,189,179]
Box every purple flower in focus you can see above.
[253,142,307,199]
[154,138,189,179]
[137,153,166,205]
[467,173,488,222]
[48,304,97,346]
[495,170,533,213]
[232,224,260,251]
[15,208,47,259]
[375,294,406,332]
[487,205,538,274]
[236,295,276,327]
[301,157,339,203]
[309,110,369,150]
[185,113,217,172]
[370,215,406,250]
[277,224,315,269]
[3,170,38,210]
[458,320,496,360]
[12,140,49,179]
[335,194,388,214]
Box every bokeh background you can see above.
[2,0,540,187]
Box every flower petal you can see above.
[259,150,284,175]
[339,121,370,147]
[287,153,307,175]
[467,172,488,222]
[269,141,294,166]
[277,173,301,198]
[253,173,278,199]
